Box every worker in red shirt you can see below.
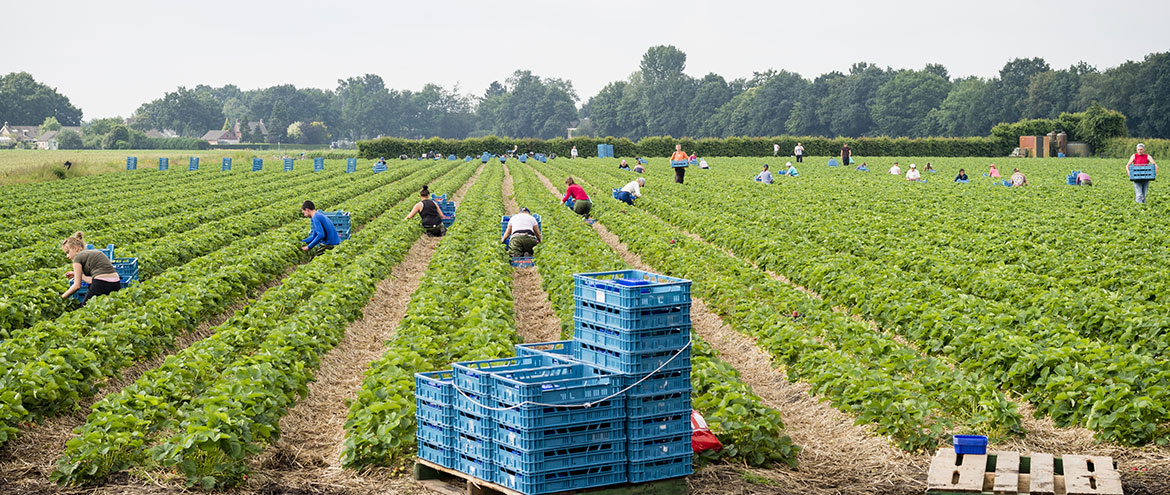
[561,177,592,219]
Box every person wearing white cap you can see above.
[786,161,798,177]
[1126,143,1157,203]
[905,163,921,181]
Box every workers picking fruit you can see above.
[60,231,121,304]
[404,185,452,237]
[301,200,341,257]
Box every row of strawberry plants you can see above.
[0,166,210,219]
[343,164,518,468]
[53,163,478,488]
[509,163,800,466]
[0,162,454,448]
[541,161,1023,452]
[0,166,418,336]
[594,164,1168,445]
[0,166,324,281]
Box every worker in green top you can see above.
[60,231,122,304]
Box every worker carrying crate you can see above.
[60,235,139,305]
[501,209,542,267]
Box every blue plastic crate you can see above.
[112,257,139,283]
[1129,164,1156,181]
[494,397,625,430]
[284,158,294,171]
[453,355,573,396]
[456,453,494,483]
[620,368,691,397]
[454,408,495,438]
[514,340,573,359]
[346,158,357,173]
[953,435,988,455]
[497,461,625,495]
[416,397,454,426]
[415,370,454,405]
[519,154,528,163]
[495,419,625,451]
[493,364,620,406]
[827,158,839,167]
[323,211,351,230]
[627,411,691,440]
[455,391,495,417]
[574,301,690,332]
[573,320,690,354]
[433,194,448,201]
[417,419,455,447]
[497,440,625,474]
[573,342,691,375]
[126,157,137,170]
[627,391,691,419]
[455,432,494,460]
[573,270,691,310]
[670,160,688,168]
[628,432,691,462]
[628,453,693,483]
[418,439,457,469]
[252,158,263,171]
[314,157,324,171]
[189,157,199,171]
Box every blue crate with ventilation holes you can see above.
[494,418,625,451]
[418,439,457,469]
[453,354,574,396]
[494,397,626,430]
[493,364,620,406]
[496,440,626,474]
[455,453,494,484]
[573,320,690,354]
[574,300,690,332]
[497,460,626,495]
[416,397,453,427]
[573,270,691,310]
[627,411,691,440]
[573,341,691,375]
[628,453,693,483]
[626,391,692,419]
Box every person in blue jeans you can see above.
[1127,143,1157,203]
[616,177,644,205]
[300,200,341,257]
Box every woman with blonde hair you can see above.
[60,232,122,304]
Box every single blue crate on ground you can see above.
[465,156,473,162]
[497,461,626,495]
[189,157,198,171]
[126,156,137,170]
[314,157,324,171]
[626,391,692,419]
[628,453,693,483]
[453,354,573,396]
[496,440,626,474]
[222,157,232,171]
[573,320,690,354]
[493,364,620,406]
[494,396,625,430]
[953,435,988,455]
[494,418,625,451]
[1129,164,1156,181]
[626,411,691,440]
[456,453,494,484]
[284,158,294,171]
[573,270,691,310]
[346,158,357,173]
[448,154,457,160]
[252,158,263,171]
[158,157,168,171]
[574,300,691,332]
[627,432,691,462]
[827,158,839,167]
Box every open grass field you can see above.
[0,155,1166,495]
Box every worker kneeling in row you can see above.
[616,177,644,205]
[301,200,341,257]
[60,231,121,304]
[502,207,542,257]
[404,185,451,237]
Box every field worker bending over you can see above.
[955,169,969,182]
[405,185,450,237]
[502,207,542,257]
[60,231,121,304]
[562,177,592,219]
[906,163,921,181]
[889,162,902,175]
[1010,168,1028,187]
[988,163,1001,178]
[1127,143,1157,203]
[301,200,341,256]
[671,144,689,184]
[619,159,630,170]
[633,162,645,173]
[1077,171,1092,186]
[756,164,774,184]
[786,161,799,177]
[617,177,644,205]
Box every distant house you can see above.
[201,129,239,145]
[143,129,179,139]
[202,119,268,145]
[35,126,82,150]
[0,123,42,145]
[244,120,269,142]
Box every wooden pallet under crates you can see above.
[926,448,1123,495]
[414,459,688,495]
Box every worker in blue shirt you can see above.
[300,200,341,257]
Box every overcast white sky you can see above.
[5,0,1168,120]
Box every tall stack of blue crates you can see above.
[571,270,693,483]
[323,211,351,241]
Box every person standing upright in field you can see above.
[570,146,579,159]
[670,144,689,184]
[773,143,780,156]
[1127,143,1157,203]
[840,143,851,166]
[794,142,805,163]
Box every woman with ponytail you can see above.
[60,232,122,304]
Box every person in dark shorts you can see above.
[60,231,121,304]
[405,185,450,236]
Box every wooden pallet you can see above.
[414,459,688,495]
[926,448,1122,495]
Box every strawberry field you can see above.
[0,156,1167,495]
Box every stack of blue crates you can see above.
[323,211,351,242]
[432,194,456,227]
[571,270,693,483]
[372,160,387,173]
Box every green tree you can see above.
[870,70,951,137]
[301,121,331,144]
[817,63,893,137]
[922,77,999,136]
[687,74,733,137]
[40,116,62,133]
[639,45,688,84]
[55,129,82,149]
[286,121,304,143]
[994,57,1051,123]
[101,124,131,150]
[0,72,83,125]
[84,117,125,137]
[221,117,231,130]
[1074,102,1127,151]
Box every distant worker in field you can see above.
[794,142,805,163]
[988,163,1001,178]
[888,162,902,175]
[501,207,542,257]
[1077,171,1093,186]
[562,177,592,219]
[1010,168,1029,187]
[786,161,799,177]
[60,231,122,304]
[924,162,934,172]
[617,177,644,205]
[1126,143,1157,203]
[856,162,869,172]
[773,143,780,156]
[906,163,921,181]
[570,146,579,159]
[618,159,630,170]
[840,144,851,166]
[671,144,689,184]
[377,156,387,167]
[955,169,969,182]
[756,164,774,184]
[698,158,709,169]
[300,200,341,257]
[404,186,450,237]
[633,162,645,173]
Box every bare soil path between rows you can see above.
[528,166,927,495]
[501,164,562,344]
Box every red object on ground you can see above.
[691,410,723,453]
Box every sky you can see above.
[5,0,1169,120]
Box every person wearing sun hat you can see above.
[905,163,921,181]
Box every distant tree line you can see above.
[2,47,1168,144]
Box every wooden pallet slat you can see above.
[1062,455,1123,495]
[1028,452,1055,495]
[927,448,987,493]
[993,451,1020,494]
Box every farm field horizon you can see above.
[0,155,1166,495]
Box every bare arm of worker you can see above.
[501,224,512,243]
[61,261,84,298]
[534,224,542,243]
[404,202,422,220]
